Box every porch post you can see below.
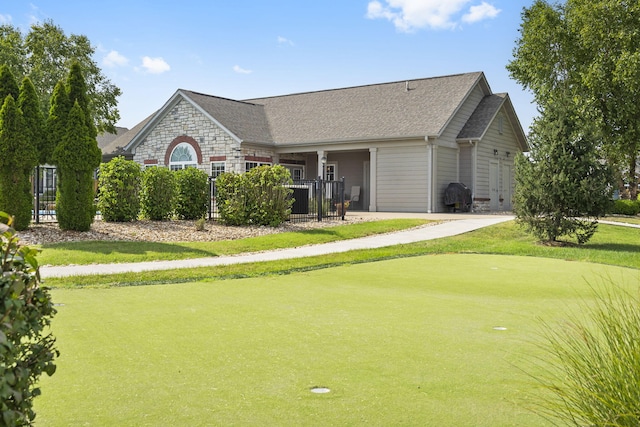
[369,147,377,212]
[316,150,326,179]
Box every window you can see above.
[498,116,504,135]
[169,143,197,170]
[211,162,226,178]
[325,163,337,181]
[245,161,271,172]
[284,165,304,180]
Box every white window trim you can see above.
[170,143,198,170]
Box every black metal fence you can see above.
[32,165,57,223]
[30,167,346,224]
[209,177,346,222]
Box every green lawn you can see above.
[35,254,639,426]
[43,221,640,289]
[35,219,429,266]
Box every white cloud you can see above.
[233,65,252,74]
[0,14,12,24]
[140,56,170,74]
[103,50,129,68]
[366,0,500,32]
[462,1,500,23]
[277,36,294,46]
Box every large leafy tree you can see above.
[514,99,612,244]
[0,20,121,134]
[508,0,640,199]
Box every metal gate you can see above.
[33,165,57,223]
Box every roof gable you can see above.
[457,93,528,151]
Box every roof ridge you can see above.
[243,71,484,101]
[180,89,261,106]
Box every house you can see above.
[107,71,528,213]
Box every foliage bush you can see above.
[514,101,612,244]
[140,167,175,221]
[174,167,209,220]
[533,280,640,426]
[611,199,640,216]
[97,157,141,222]
[0,212,58,426]
[245,165,293,226]
[215,165,293,226]
[214,172,248,226]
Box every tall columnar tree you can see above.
[45,81,70,166]
[514,100,612,245]
[0,65,19,103]
[0,20,121,133]
[52,100,101,231]
[18,77,46,166]
[66,61,97,140]
[508,0,640,199]
[0,95,37,230]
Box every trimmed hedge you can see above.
[215,165,293,226]
[97,157,141,222]
[140,167,175,221]
[611,199,640,216]
[174,167,209,220]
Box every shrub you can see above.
[245,165,293,226]
[532,280,640,426]
[215,165,293,226]
[214,172,248,226]
[174,167,209,220]
[0,212,58,425]
[97,156,141,222]
[611,199,640,216]
[140,167,175,221]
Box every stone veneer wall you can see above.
[132,99,276,175]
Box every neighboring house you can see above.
[106,71,528,213]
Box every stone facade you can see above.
[131,99,276,175]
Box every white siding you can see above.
[435,146,459,212]
[376,145,429,212]
[475,107,521,211]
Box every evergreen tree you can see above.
[514,101,612,245]
[45,81,70,166]
[18,77,46,165]
[52,100,101,231]
[66,61,97,139]
[0,64,19,103]
[0,95,36,230]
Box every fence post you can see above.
[316,176,323,222]
[340,176,346,220]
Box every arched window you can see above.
[169,143,197,170]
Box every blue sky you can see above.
[1,1,537,133]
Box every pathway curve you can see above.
[41,215,515,278]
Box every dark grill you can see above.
[444,182,472,212]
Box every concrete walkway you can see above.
[40,214,515,278]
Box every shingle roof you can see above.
[457,93,506,140]
[97,126,128,150]
[181,91,273,144]
[245,72,485,144]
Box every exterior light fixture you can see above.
[493,149,498,156]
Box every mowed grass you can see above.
[35,219,429,266]
[43,222,640,289]
[35,254,640,426]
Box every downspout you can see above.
[426,137,434,213]
[470,140,477,211]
